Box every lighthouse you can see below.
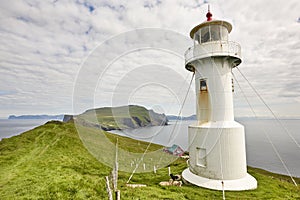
[182,8,257,190]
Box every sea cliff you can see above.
[64,105,168,131]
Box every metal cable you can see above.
[236,67,300,150]
[232,71,297,186]
[167,72,195,143]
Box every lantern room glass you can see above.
[193,24,229,45]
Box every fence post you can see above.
[105,176,113,200]
[115,190,120,200]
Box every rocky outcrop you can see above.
[62,115,73,122]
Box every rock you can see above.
[63,115,73,122]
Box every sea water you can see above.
[0,119,50,140]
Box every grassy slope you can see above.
[0,121,299,199]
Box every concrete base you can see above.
[182,168,257,191]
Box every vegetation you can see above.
[0,120,299,199]
[76,105,168,131]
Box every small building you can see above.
[163,144,185,157]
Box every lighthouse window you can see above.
[193,32,200,45]
[200,79,207,91]
[210,25,221,41]
[220,26,228,41]
[199,25,229,43]
[232,78,234,92]
[196,147,207,167]
[200,26,210,43]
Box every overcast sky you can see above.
[0,0,299,118]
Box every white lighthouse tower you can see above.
[182,8,257,190]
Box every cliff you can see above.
[67,105,168,131]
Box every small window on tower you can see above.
[232,78,234,92]
[200,79,207,91]
[196,147,207,167]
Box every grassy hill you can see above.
[75,105,168,131]
[0,121,300,199]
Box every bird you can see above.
[170,173,181,181]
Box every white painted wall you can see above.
[188,122,247,180]
[195,57,236,123]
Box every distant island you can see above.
[8,114,64,120]
[66,105,169,131]
[167,114,196,121]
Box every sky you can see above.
[0,0,299,118]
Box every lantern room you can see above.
[190,20,232,45]
[184,13,241,73]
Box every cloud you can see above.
[0,0,299,118]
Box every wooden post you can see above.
[222,181,225,200]
[115,190,120,200]
[143,163,146,171]
[153,165,157,174]
[168,166,171,175]
[105,176,113,200]
[113,138,119,192]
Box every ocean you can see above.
[0,118,299,178]
[0,119,50,140]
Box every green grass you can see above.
[0,121,299,199]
